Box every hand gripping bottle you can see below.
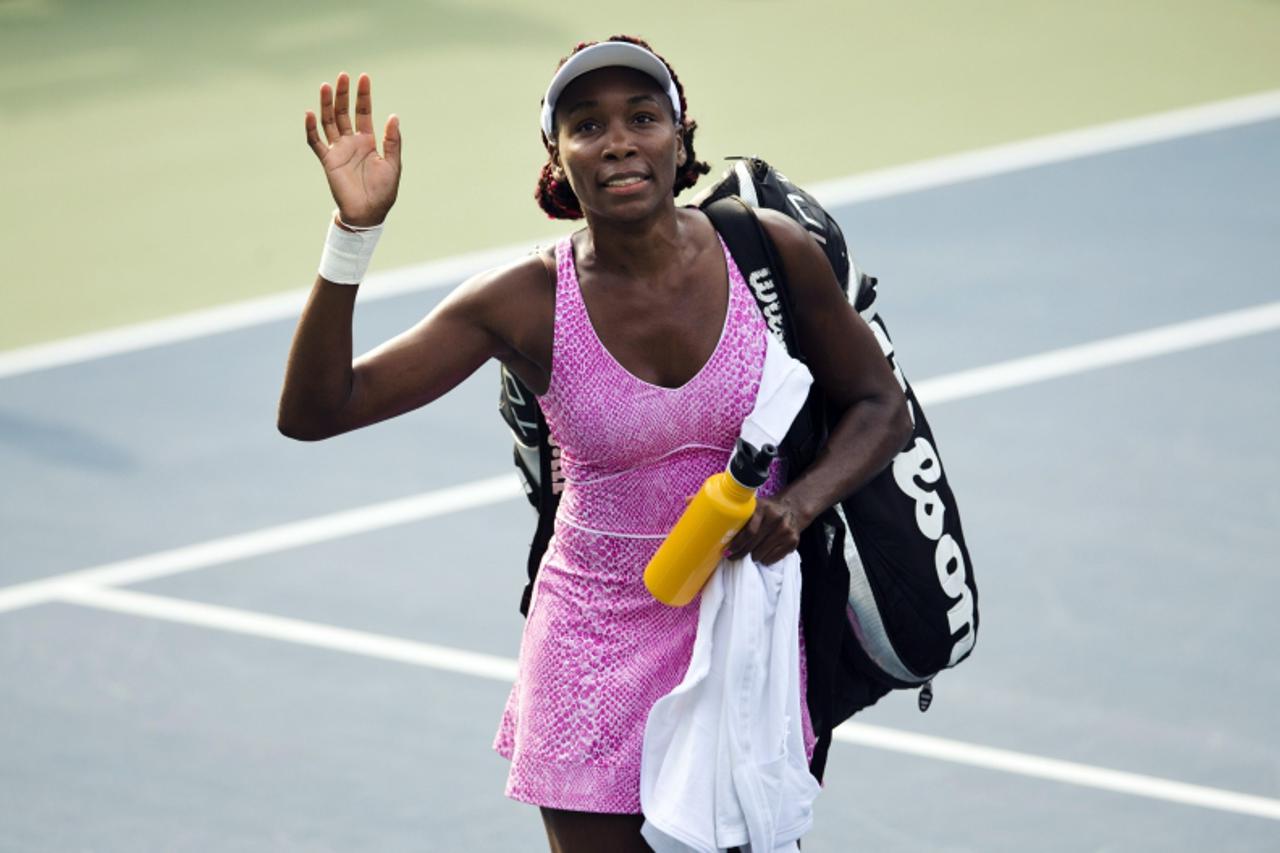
[643,439,778,606]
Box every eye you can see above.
[572,118,601,135]
[632,112,658,125]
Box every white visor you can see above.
[540,41,681,140]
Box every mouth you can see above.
[600,173,651,194]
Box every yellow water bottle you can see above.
[643,439,778,606]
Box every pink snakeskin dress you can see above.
[493,228,815,813]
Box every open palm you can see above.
[305,72,401,228]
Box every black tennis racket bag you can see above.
[695,158,979,723]
[497,364,562,616]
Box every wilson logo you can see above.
[501,370,539,439]
[872,314,975,667]
[892,438,975,667]
[746,267,787,343]
[549,444,564,495]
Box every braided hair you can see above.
[535,35,711,220]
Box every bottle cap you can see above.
[728,438,777,489]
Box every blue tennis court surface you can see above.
[1,118,1277,850]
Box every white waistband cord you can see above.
[556,516,668,540]
[318,210,384,285]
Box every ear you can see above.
[548,143,565,179]
[675,131,687,168]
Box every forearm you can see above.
[779,391,912,526]
[276,277,360,440]
[282,68,401,440]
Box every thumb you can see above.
[382,114,401,170]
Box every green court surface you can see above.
[2,0,1278,349]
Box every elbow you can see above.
[276,379,353,441]
[276,405,339,442]
[277,415,322,442]
[277,420,316,442]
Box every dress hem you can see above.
[493,742,644,814]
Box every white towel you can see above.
[639,333,820,853]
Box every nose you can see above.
[601,119,638,160]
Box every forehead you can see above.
[555,66,668,116]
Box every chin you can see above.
[587,188,674,222]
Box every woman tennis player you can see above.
[279,35,910,852]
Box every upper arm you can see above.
[756,210,903,413]
[338,253,552,432]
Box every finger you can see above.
[319,82,340,144]
[304,111,327,160]
[334,72,354,136]
[745,509,790,561]
[753,518,800,566]
[754,535,791,567]
[725,515,763,560]
[354,73,374,135]
[747,517,784,563]
[382,114,401,171]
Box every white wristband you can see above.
[318,211,384,285]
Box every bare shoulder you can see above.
[446,246,555,329]
[452,246,556,314]
[753,209,846,307]
[755,207,813,252]
[443,244,557,391]
[749,209,900,413]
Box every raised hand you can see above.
[305,72,401,227]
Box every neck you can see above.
[578,203,686,277]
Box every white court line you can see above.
[2,299,1277,617]
[814,89,1280,207]
[1,89,1276,380]
[0,239,543,380]
[833,723,1280,822]
[56,584,519,683]
[0,475,524,614]
[49,582,1280,822]
[913,301,1280,404]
